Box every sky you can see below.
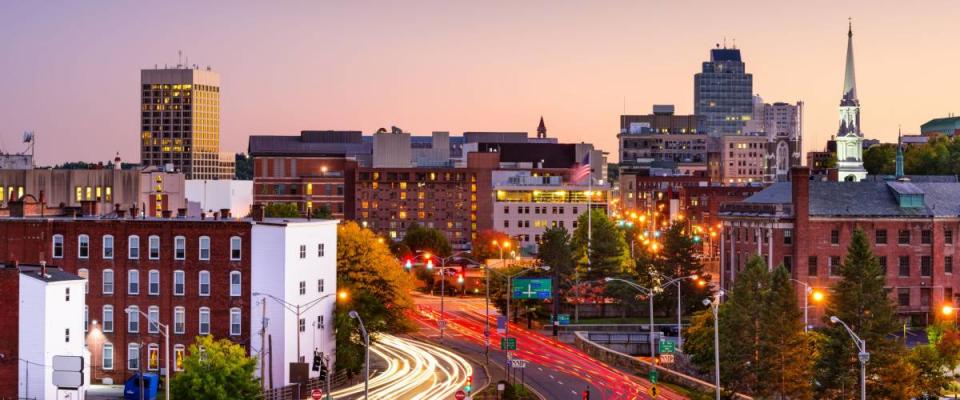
[1,1,959,165]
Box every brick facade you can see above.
[0,267,19,397]
[252,156,358,219]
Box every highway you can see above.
[412,293,687,400]
[330,334,473,400]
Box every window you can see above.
[128,306,139,333]
[103,235,114,259]
[148,270,160,295]
[174,345,185,371]
[65,327,70,343]
[53,235,64,258]
[199,236,210,260]
[317,279,325,293]
[148,306,160,333]
[103,343,114,370]
[783,229,793,245]
[147,344,159,371]
[199,308,210,335]
[898,288,910,307]
[65,287,70,302]
[78,235,90,259]
[921,256,932,277]
[299,318,306,332]
[898,230,910,245]
[947,230,954,245]
[875,229,887,245]
[128,235,140,259]
[230,271,241,297]
[199,271,210,296]
[230,308,241,336]
[128,270,139,295]
[78,268,89,293]
[173,270,185,296]
[807,256,818,277]
[149,236,160,259]
[317,315,325,329]
[299,245,307,259]
[829,256,841,276]
[879,256,888,275]
[84,305,89,332]
[230,237,242,260]
[947,256,954,274]
[299,281,306,295]
[128,343,140,370]
[174,306,185,334]
[922,230,932,245]
[899,256,910,277]
[103,269,114,294]
[174,236,186,260]
[318,243,325,257]
[783,256,793,273]
[103,305,114,332]
[830,230,839,245]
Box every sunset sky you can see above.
[1,1,958,165]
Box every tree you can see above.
[910,344,949,397]
[571,208,631,280]
[311,204,333,219]
[538,227,575,323]
[716,255,769,395]
[816,229,909,398]
[863,144,897,175]
[473,230,514,263]
[235,153,254,180]
[335,222,416,375]
[264,203,300,218]
[757,266,814,399]
[649,224,712,315]
[403,223,452,257]
[170,335,261,400]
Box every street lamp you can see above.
[348,310,370,400]
[702,291,723,400]
[829,316,868,400]
[606,275,701,354]
[790,279,825,332]
[125,307,170,400]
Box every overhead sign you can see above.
[659,340,676,354]
[557,314,570,325]
[500,337,517,350]
[52,371,84,389]
[511,278,552,300]
[52,356,84,372]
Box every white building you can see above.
[493,172,609,253]
[185,179,253,218]
[251,219,338,386]
[14,264,88,400]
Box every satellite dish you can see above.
[23,131,34,143]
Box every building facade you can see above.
[719,134,768,185]
[694,47,754,137]
[140,67,233,180]
[185,179,253,219]
[619,105,708,166]
[921,116,960,137]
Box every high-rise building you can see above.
[140,67,234,180]
[743,95,804,182]
[694,47,754,136]
[835,22,867,181]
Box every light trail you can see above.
[329,334,473,400]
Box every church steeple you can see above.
[537,116,547,138]
[896,126,905,178]
[843,19,858,104]
[837,18,861,138]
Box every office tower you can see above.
[140,66,233,180]
[694,46,754,136]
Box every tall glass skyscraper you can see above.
[694,47,754,137]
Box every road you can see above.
[330,333,473,400]
[412,293,687,400]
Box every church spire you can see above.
[896,125,905,178]
[842,18,858,104]
[837,18,861,138]
[537,116,547,138]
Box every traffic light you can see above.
[426,259,434,270]
[404,259,413,270]
[312,351,321,372]
[319,360,329,380]
[457,274,464,284]
[582,388,591,400]
[465,375,473,393]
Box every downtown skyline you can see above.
[2,1,959,165]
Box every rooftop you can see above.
[738,179,960,217]
[1,263,85,283]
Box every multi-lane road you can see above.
[411,293,686,400]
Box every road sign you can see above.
[660,354,675,364]
[438,320,447,329]
[52,356,84,372]
[500,337,517,350]
[311,389,323,399]
[511,278,552,299]
[511,359,528,368]
[558,313,570,325]
[455,390,467,400]
[648,369,658,384]
[52,371,84,389]
[649,384,658,397]
[659,340,676,354]
[496,316,506,334]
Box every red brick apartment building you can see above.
[719,167,960,325]
[0,202,250,384]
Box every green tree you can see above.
[757,266,814,399]
[311,204,333,219]
[403,223,452,257]
[264,203,300,218]
[171,335,261,400]
[910,344,949,397]
[235,153,254,180]
[538,227,574,317]
[716,255,769,395]
[863,143,897,175]
[571,208,630,280]
[472,230,514,263]
[815,229,910,398]
[649,224,712,315]
[336,222,416,375]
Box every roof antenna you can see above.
[723,36,727,49]
[732,38,736,49]
[178,50,182,68]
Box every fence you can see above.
[260,369,358,400]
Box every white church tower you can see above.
[835,20,867,181]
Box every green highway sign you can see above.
[500,337,517,350]
[659,340,676,354]
[512,278,552,299]
[557,314,570,325]
[648,369,658,384]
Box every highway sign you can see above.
[311,389,323,399]
[648,369,658,384]
[455,390,466,400]
[649,384,658,397]
[660,354,675,364]
[558,313,570,325]
[500,337,517,350]
[659,340,676,354]
[496,316,506,334]
[511,358,528,368]
[511,278,552,299]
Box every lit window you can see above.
[147,344,160,371]
[199,236,210,260]
[52,235,64,258]
[174,345,185,371]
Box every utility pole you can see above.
[260,298,267,391]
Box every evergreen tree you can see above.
[758,266,814,399]
[570,208,631,280]
[651,224,712,315]
[538,227,575,322]
[815,229,908,398]
[717,255,769,395]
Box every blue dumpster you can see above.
[123,372,159,400]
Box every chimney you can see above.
[114,153,122,170]
[251,203,264,222]
[40,260,46,277]
[177,208,187,218]
[790,167,810,225]
[200,212,206,221]
[129,206,139,219]
[220,209,231,220]
[80,201,99,217]
[38,190,45,205]
[116,208,126,218]
[213,211,220,220]
[161,210,172,219]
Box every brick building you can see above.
[719,167,960,325]
[0,215,251,384]
[679,185,763,229]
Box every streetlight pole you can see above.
[702,291,722,400]
[414,250,479,343]
[830,316,868,400]
[252,291,338,379]
[349,310,370,400]
[789,279,823,332]
[126,308,170,400]
[607,275,700,353]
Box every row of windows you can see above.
[803,255,953,277]
[78,269,241,297]
[730,228,954,247]
[89,305,241,337]
[53,234,242,261]
[99,342,189,371]
[503,220,573,229]
[504,206,581,215]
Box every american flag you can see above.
[570,152,591,185]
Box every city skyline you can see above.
[2,1,959,165]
